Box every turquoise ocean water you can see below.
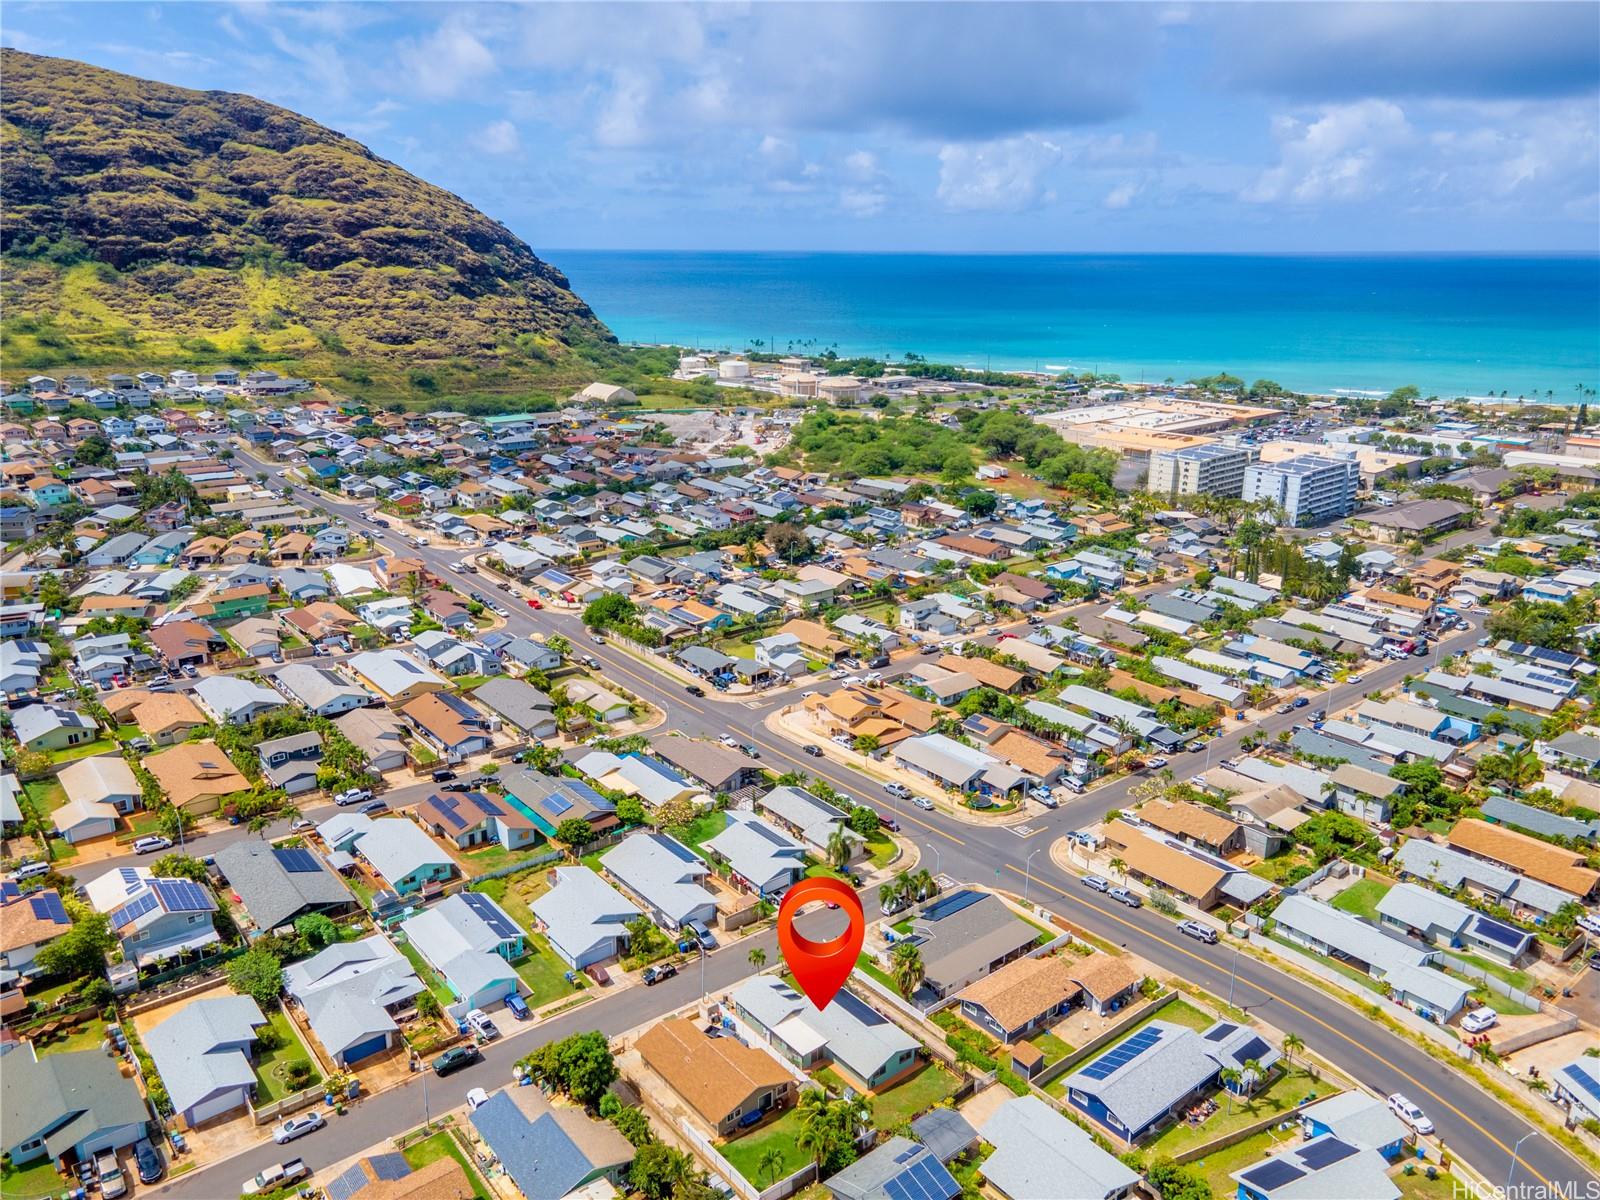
[550,252,1600,401]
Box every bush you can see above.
[283,1059,316,1089]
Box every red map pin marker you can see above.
[777,877,865,1011]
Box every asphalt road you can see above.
[144,447,1594,1195]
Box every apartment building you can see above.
[1242,454,1360,526]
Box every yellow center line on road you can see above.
[758,739,967,847]
[1007,863,1561,1190]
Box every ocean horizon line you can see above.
[544,247,1600,260]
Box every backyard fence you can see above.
[1437,951,1547,1012]
[249,1084,325,1125]
[1032,991,1176,1089]
[466,848,565,886]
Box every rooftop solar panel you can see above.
[324,1163,368,1200]
[152,878,215,913]
[1080,1028,1161,1080]
[1234,1036,1271,1066]
[111,891,158,929]
[545,793,573,816]
[1471,916,1526,949]
[467,792,503,817]
[1298,1138,1358,1170]
[28,892,68,923]
[1204,1022,1239,1041]
[1,881,19,903]
[1240,1159,1305,1191]
[118,867,144,894]
[1564,1066,1600,1104]
[432,795,468,830]
[366,1153,411,1182]
[462,892,521,940]
[273,847,322,874]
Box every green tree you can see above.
[556,817,599,847]
[890,940,924,999]
[748,947,767,970]
[34,905,114,978]
[826,826,854,871]
[583,593,637,630]
[630,1144,701,1200]
[226,946,286,1008]
[149,853,208,881]
[294,913,340,949]
[615,795,647,827]
[555,1029,618,1107]
[847,806,880,837]
[415,991,442,1020]
[611,1105,654,1148]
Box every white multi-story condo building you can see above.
[1148,443,1255,498]
[1243,454,1361,526]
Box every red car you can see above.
[528,597,543,609]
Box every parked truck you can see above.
[243,1158,309,1195]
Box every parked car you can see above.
[686,684,706,697]
[290,818,315,832]
[504,993,531,1021]
[1083,876,1111,893]
[334,787,373,806]
[272,1111,326,1145]
[1276,703,1295,714]
[1109,887,1143,908]
[431,769,457,783]
[243,1159,309,1196]
[590,635,606,646]
[718,734,739,748]
[133,835,173,855]
[358,799,389,815]
[432,1045,481,1076]
[133,1139,164,1185]
[687,920,718,950]
[740,744,760,758]
[878,814,900,832]
[884,782,913,799]
[643,963,678,986]
[1386,1093,1434,1135]
[1145,756,1168,769]
[912,796,935,811]
[1460,1007,1498,1034]
[1291,697,1309,709]
[1059,777,1086,794]
[803,744,823,757]
[465,1008,500,1040]
[1178,920,1218,944]
[95,1152,127,1200]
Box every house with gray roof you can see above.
[979,1094,1139,1200]
[257,730,323,794]
[599,833,717,931]
[214,840,356,933]
[282,936,425,1067]
[400,893,523,1012]
[143,995,268,1128]
[1542,731,1600,774]
[1375,881,1532,965]
[757,785,856,857]
[652,737,764,793]
[1394,838,1570,918]
[193,674,286,725]
[469,1086,634,1200]
[530,867,642,969]
[1062,1019,1281,1142]
[1231,1134,1398,1200]
[704,812,807,897]
[1480,795,1600,843]
[325,815,456,897]
[909,1108,978,1165]
[12,704,98,752]
[272,663,371,717]
[472,677,558,738]
[333,707,409,773]
[900,890,1040,1002]
[1,1046,150,1168]
[826,1137,961,1200]
[732,976,919,1092]
[1298,1091,1410,1160]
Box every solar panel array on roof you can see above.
[28,892,68,923]
[431,795,468,830]
[116,867,144,894]
[1,881,19,903]
[1204,1022,1239,1041]
[544,570,575,586]
[324,1164,368,1200]
[1233,1035,1271,1066]
[1080,1027,1162,1081]
[1471,915,1526,949]
[365,1153,410,1182]
[881,1154,960,1200]
[151,878,215,913]
[1566,1066,1600,1105]
[1298,1138,1358,1170]
[921,890,984,922]
[461,892,521,941]
[112,891,158,929]
[466,792,503,817]
[273,847,322,874]
[1240,1159,1304,1191]
[545,793,573,816]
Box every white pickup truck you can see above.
[243,1158,309,1196]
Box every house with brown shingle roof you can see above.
[1138,800,1244,856]
[633,1016,797,1136]
[939,654,1027,693]
[991,730,1075,785]
[1067,953,1143,1016]
[1104,820,1229,909]
[131,691,206,745]
[144,739,249,815]
[956,954,1082,1043]
[148,619,225,668]
[1447,819,1600,899]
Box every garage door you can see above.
[187,1089,246,1127]
[342,1033,389,1066]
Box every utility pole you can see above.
[1023,847,1044,903]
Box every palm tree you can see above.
[1241,1057,1265,1106]
[1219,1067,1242,1114]
[757,1147,786,1186]
[1282,1032,1305,1064]
[878,875,908,915]
[826,827,853,872]
[890,940,925,999]
[1108,857,1127,882]
[748,947,767,970]
[909,868,938,901]
[796,1089,836,1169]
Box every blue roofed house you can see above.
[143,995,268,1128]
[105,876,221,967]
[399,893,523,1013]
[704,812,808,898]
[732,976,920,1092]
[977,1094,1140,1200]
[599,833,718,932]
[469,1086,635,1200]
[530,867,643,969]
[283,936,425,1067]
[1061,1020,1281,1143]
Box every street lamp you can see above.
[1506,1130,1539,1200]
[1023,847,1045,904]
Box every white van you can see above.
[11,862,51,882]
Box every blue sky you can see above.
[6,2,1598,253]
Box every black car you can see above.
[803,744,823,757]
[432,769,457,783]
[432,1045,481,1076]
[642,963,677,986]
[133,1139,163,1185]
[440,781,474,793]
[685,684,706,697]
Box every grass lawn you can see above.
[855,952,898,994]
[871,1063,960,1128]
[407,738,439,765]
[471,866,553,933]
[345,874,376,910]
[1395,1166,1462,1199]
[457,841,547,879]
[36,1017,107,1057]
[22,777,67,813]
[46,736,118,764]
[401,1130,491,1200]
[111,723,144,743]
[1330,879,1391,920]
[720,1106,812,1185]
[1147,1067,1332,1157]
[452,674,493,692]
[0,1158,69,1200]
[397,939,455,1004]
[1449,979,1534,1016]
[513,932,585,1007]
[253,1007,320,1102]
[671,811,729,856]
[128,810,168,836]
[861,831,898,868]
[1249,853,1315,884]
[1451,953,1535,992]
[27,976,84,1009]
[1184,1126,1301,1196]
[1029,1030,1076,1066]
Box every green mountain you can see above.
[0,50,613,402]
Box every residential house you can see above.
[143,740,249,815]
[704,812,808,897]
[213,841,356,933]
[599,833,718,931]
[0,885,74,983]
[956,953,1086,1044]
[471,678,558,739]
[733,976,919,1091]
[103,875,221,966]
[468,1087,635,1200]
[257,731,324,794]
[498,768,618,842]
[319,814,457,896]
[399,691,497,759]
[1298,1092,1410,1161]
[412,790,540,852]
[13,705,99,752]
[193,675,286,725]
[400,892,524,1012]
[282,936,426,1067]
[1447,818,1600,900]
[334,707,410,773]
[899,891,1042,1001]
[347,650,450,706]
[273,664,372,717]
[143,996,268,1128]
[827,1139,961,1200]
[1,1047,150,1170]
[530,867,642,969]
[1231,1135,1398,1200]
[634,1017,797,1137]
[978,1095,1140,1200]
[57,755,139,816]
[1375,882,1532,965]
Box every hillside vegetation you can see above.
[0,49,614,404]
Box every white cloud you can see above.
[470,119,521,156]
[840,188,889,218]
[1244,100,1415,203]
[936,135,1062,212]
[842,150,881,182]
[395,23,495,99]
[1103,182,1138,209]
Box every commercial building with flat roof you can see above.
[1243,454,1360,527]
[1148,442,1255,498]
